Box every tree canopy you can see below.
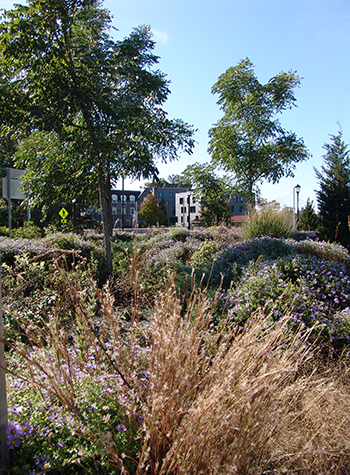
[139,193,167,227]
[298,198,318,232]
[0,0,195,273]
[208,58,310,204]
[182,162,231,226]
[315,129,350,248]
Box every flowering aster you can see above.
[34,454,47,468]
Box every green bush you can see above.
[111,239,132,277]
[12,222,44,239]
[243,208,293,239]
[0,225,9,236]
[189,240,220,270]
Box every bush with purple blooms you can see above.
[3,229,350,474]
[223,253,350,343]
[5,337,146,474]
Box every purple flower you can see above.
[6,422,22,438]
[6,435,20,450]
[34,455,47,468]
[116,423,127,432]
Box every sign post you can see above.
[2,168,26,238]
[59,207,69,224]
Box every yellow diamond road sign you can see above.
[59,207,68,219]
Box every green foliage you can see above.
[0,225,9,236]
[315,129,350,248]
[189,240,220,269]
[297,198,319,231]
[12,222,44,239]
[208,58,310,203]
[139,194,167,226]
[227,254,350,343]
[4,230,350,473]
[5,281,144,474]
[111,237,133,277]
[182,162,231,226]
[243,207,293,239]
[295,239,350,269]
[0,0,195,274]
[6,268,350,474]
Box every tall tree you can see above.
[315,129,350,248]
[297,198,319,232]
[208,58,310,204]
[0,0,194,273]
[182,162,231,226]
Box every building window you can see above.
[112,195,118,202]
[122,195,127,203]
[170,192,173,198]
[112,207,118,214]
[181,216,183,223]
[130,207,135,215]
[179,197,184,204]
[157,192,162,198]
[240,206,243,213]
[165,200,169,206]
[231,205,234,213]
[190,206,196,213]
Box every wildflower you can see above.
[6,421,23,438]
[6,435,20,450]
[34,455,47,468]
[21,422,33,436]
[116,423,127,432]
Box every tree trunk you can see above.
[98,165,113,275]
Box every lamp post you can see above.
[293,184,301,230]
[187,191,191,230]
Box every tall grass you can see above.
[3,262,350,474]
[243,207,293,239]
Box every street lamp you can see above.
[187,191,191,230]
[293,184,301,230]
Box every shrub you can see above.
[111,238,133,277]
[12,222,44,239]
[243,207,293,239]
[225,254,350,342]
[213,236,296,284]
[0,225,9,236]
[5,271,350,474]
[295,239,350,271]
[189,240,220,269]
[5,278,145,474]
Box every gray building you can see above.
[86,190,141,229]
[137,183,191,226]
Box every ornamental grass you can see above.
[3,261,350,474]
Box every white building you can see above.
[175,191,200,227]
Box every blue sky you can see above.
[2,0,350,209]
[106,0,350,209]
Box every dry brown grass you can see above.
[4,266,350,474]
[136,280,350,474]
